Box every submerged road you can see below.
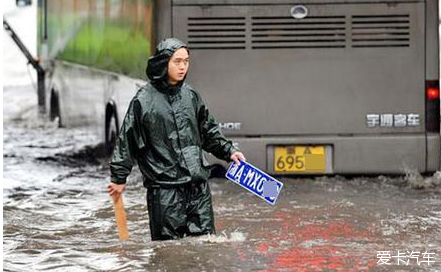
[3,85,441,271]
[3,1,441,270]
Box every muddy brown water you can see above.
[3,100,441,271]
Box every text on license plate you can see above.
[274,146,326,173]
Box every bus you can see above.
[37,0,440,175]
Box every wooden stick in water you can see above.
[112,195,129,241]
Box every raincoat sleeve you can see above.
[110,98,145,184]
[196,92,239,162]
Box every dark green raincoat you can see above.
[109,38,238,240]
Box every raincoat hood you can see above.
[146,38,189,94]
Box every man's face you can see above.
[168,48,189,85]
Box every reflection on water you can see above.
[3,90,441,271]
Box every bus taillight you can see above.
[426,80,440,132]
[427,87,439,100]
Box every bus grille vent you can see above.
[251,16,346,49]
[351,14,410,48]
[187,17,246,49]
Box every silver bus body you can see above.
[38,0,440,174]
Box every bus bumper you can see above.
[208,134,440,175]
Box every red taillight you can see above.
[425,80,440,133]
[427,87,439,100]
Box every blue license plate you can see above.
[225,160,283,205]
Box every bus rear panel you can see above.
[164,0,440,174]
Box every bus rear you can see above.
[161,0,440,174]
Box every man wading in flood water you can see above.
[107,38,246,241]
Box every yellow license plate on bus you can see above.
[274,146,326,173]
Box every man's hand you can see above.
[107,182,126,201]
[230,151,246,165]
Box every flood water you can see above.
[3,88,441,272]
